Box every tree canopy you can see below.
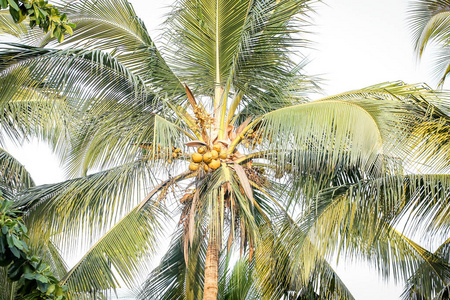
[0,0,450,299]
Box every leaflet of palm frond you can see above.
[0,10,30,39]
[23,0,185,99]
[162,0,314,98]
[218,256,260,300]
[302,177,450,295]
[408,0,450,57]
[138,225,207,300]
[0,44,155,111]
[254,215,355,300]
[401,237,450,300]
[0,147,34,192]
[0,74,72,149]
[331,174,450,237]
[59,202,163,296]
[66,109,191,177]
[14,159,157,253]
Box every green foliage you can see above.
[2,0,450,298]
[1,0,74,42]
[0,196,67,299]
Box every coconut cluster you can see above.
[193,104,214,130]
[140,144,184,164]
[189,144,228,172]
[242,128,265,149]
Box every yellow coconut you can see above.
[192,152,203,163]
[198,146,207,154]
[211,150,219,159]
[219,150,227,159]
[203,152,213,163]
[204,164,209,172]
[189,162,199,171]
[213,144,221,152]
[209,159,221,169]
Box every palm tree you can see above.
[409,0,450,86]
[1,0,450,298]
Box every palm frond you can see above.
[61,202,164,296]
[0,10,30,40]
[138,225,207,300]
[408,0,450,56]
[35,0,186,98]
[404,88,450,172]
[401,238,450,300]
[254,213,355,300]
[304,175,450,300]
[239,82,445,190]
[0,147,34,192]
[317,174,450,238]
[218,257,258,300]
[251,99,394,181]
[163,0,316,98]
[408,0,450,85]
[14,159,158,253]
[66,107,194,176]
[0,44,149,108]
[0,69,73,149]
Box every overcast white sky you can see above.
[3,0,445,299]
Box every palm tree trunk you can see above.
[203,236,219,300]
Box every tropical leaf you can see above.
[401,238,450,300]
[163,0,315,99]
[43,0,186,99]
[0,10,30,40]
[301,175,450,300]
[14,158,159,252]
[138,225,207,300]
[61,202,164,296]
[0,147,34,192]
[66,107,194,176]
[408,0,450,85]
[254,213,355,300]
[0,44,149,109]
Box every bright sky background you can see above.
[3,0,446,299]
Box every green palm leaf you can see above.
[61,203,164,296]
[15,159,158,250]
[0,147,34,192]
[164,0,314,97]
[34,0,186,98]
[138,225,207,300]
[401,238,450,300]
[408,0,450,85]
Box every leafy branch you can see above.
[0,196,68,299]
[1,0,75,42]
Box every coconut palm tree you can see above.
[409,0,450,86]
[1,0,450,299]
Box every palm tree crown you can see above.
[1,0,450,299]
